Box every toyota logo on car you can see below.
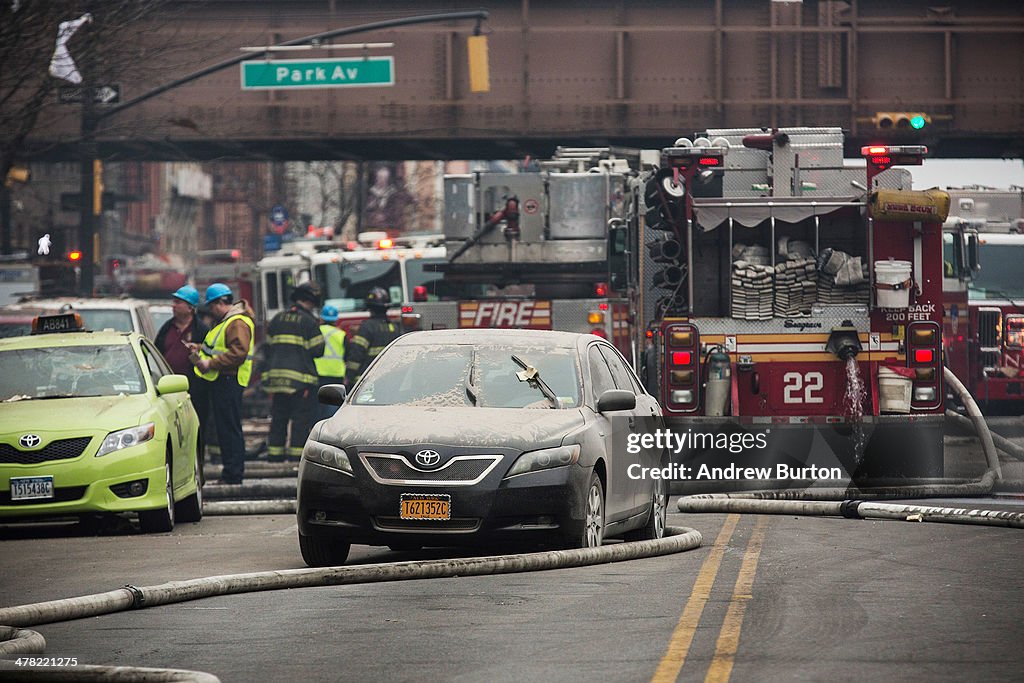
[414,449,441,467]
[19,434,41,449]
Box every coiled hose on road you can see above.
[677,367,1024,528]
[0,526,702,682]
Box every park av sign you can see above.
[240,57,394,90]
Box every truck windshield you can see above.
[317,261,402,313]
[969,244,1024,300]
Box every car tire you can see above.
[565,471,605,549]
[175,459,204,524]
[299,532,351,567]
[139,456,175,533]
[624,475,667,542]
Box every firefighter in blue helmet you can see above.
[263,282,325,461]
[189,282,255,485]
[315,304,347,420]
[345,287,401,387]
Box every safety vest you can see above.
[315,324,347,379]
[195,313,255,386]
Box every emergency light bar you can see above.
[861,144,928,168]
[660,146,727,169]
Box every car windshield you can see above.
[0,344,146,401]
[351,343,581,408]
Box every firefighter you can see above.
[315,304,347,420]
[345,287,401,386]
[263,282,325,462]
[189,283,256,486]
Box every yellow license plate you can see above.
[400,494,451,520]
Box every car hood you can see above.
[0,395,154,437]
[321,405,586,451]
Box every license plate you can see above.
[399,493,451,520]
[10,476,55,501]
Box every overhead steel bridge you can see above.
[21,0,1024,162]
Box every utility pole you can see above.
[76,10,488,295]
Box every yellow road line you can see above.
[651,514,740,683]
[705,516,769,683]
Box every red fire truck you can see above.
[634,128,951,484]
[255,234,446,338]
[406,148,642,357]
[943,226,1024,412]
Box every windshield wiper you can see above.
[511,354,558,408]
[464,352,479,405]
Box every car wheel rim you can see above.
[585,483,603,547]
[653,480,667,539]
[164,462,174,523]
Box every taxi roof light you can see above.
[31,312,85,334]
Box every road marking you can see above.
[651,514,740,683]
[705,515,769,683]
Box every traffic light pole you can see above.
[79,88,97,295]
[77,10,489,295]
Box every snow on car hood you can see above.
[321,405,586,451]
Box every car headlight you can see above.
[302,439,353,475]
[506,444,580,478]
[95,423,155,458]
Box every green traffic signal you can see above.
[910,115,927,130]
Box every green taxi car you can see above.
[0,313,202,532]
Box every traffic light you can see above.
[872,112,931,130]
[4,165,30,187]
[467,34,489,93]
[92,160,104,216]
[644,167,687,315]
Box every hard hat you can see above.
[204,282,233,304]
[365,286,391,309]
[321,305,339,323]
[172,285,200,308]
[290,281,322,305]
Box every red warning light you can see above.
[68,251,82,262]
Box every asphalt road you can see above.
[2,502,1023,682]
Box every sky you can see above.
[910,159,1024,190]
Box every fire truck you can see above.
[633,128,954,484]
[192,249,259,319]
[942,222,1024,411]
[255,233,446,337]
[404,148,645,357]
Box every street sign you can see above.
[58,85,121,104]
[240,57,394,90]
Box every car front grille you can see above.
[0,486,88,505]
[0,437,93,464]
[360,453,503,486]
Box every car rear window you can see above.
[76,309,134,333]
[352,343,581,408]
[0,344,146,400]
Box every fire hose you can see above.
[676,368,1024,525]
[0,526,702,681]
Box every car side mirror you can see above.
[156,374,190,395]
[596,388,635,412]
[318,383,347,406]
